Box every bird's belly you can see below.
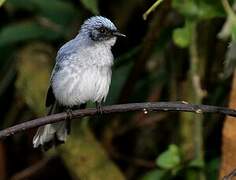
[52,67,111,106]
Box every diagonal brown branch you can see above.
[222,168,236,180]
[0,101,236,139]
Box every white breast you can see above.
[51,42,113,107]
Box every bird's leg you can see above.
[65,108,73,120]
[64,107,73,134]
[96,102,103,115]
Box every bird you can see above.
[32,16,126,150]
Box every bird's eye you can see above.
[99,27,106,33]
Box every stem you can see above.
[143,0,164,20]
[0,102,236,139]
[189,22,205,179]
[222,0,235,17]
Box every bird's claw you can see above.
[65,108,73,121]
[65,108,73,134]
[96,102,104,115]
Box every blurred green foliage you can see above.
[141,169,167,180]
[0,0,6,6]
[15,43,53,115]
[80,0,98,14]
[173,21,193,48]
[156,144,181,171]
[0,0,235,179]
[0,22,61,46]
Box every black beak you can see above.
[112,31,126,37]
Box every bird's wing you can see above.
[45,85,55,108]
[45,44,78,108]
[45,50,67,108]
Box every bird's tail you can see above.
[32,103,69,150]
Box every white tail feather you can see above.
[33,121,68,148]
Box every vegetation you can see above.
[0,0,236,179]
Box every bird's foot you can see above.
[96,102,104,115]
[65,108,73,120]
[65,108,73,134]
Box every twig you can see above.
[143,0,164,20]
[222,168,236,180]
[0,102,236,139]
[222,0,236,17]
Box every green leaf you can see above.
[206,158,220,180]
[6,0,35,10]
[156,144,181,170]
[141,169,167,180]
[32,0,79,25]
[189,157,204,168]
[197,1,224,19]
[7,0,79,26]
[0,22,61,46]
[172,0,199,19]
[80,0,99,14]
[173,21,193,48]
[172,0,224,20]
[0,0,6,6]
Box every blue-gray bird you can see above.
[33,16,125,150]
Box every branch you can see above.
[143,0,164,20]
[222,168,236,180]
[0,102,236,139]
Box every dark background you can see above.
[0,0,235,179]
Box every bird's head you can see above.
[79,16,126,45]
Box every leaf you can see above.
[189,157,205,168]
[7,0,79,26]
[6,0,35,10]
[172,0,224,20]
[156,144,181,170]
[80,0,99,15]
[172,0,199,19]
[173,21,193,48]
[32,0,79,25]
[206,158,220,180]
[141,169,167,180]
[0,22,61,46]
[0,0,6,7]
